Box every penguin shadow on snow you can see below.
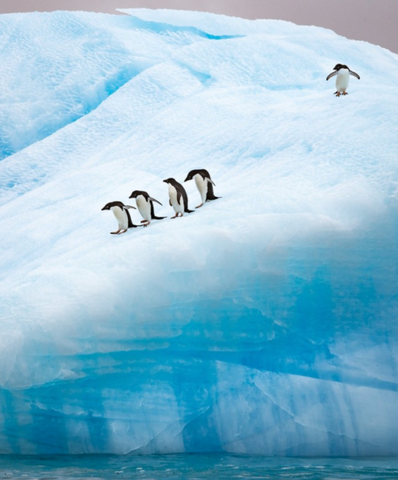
[102,169,220,233]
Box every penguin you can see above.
[184,169,220,208]
[101,201,139,234]
[326,64,360,96]
[163,178,194,219]
[129,190,166,226]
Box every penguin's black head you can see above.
[129,190,147,199]
[101,201,124,211]
[163,178,175,184]
[334,64,348,71]
[184,170,201,182]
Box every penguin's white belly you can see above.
[136,196,151,221]
[111,206,128,229]
[194,174,207,203]
[169,185,184,214]
[336,69,349,92]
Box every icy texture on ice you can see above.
[0,9,397,455]
[0,11,210,160]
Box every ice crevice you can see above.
[118,13,243,42]
[128,406,212,454]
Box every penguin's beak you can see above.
[163,179,168,183]
[184,175,190,182]
[101,206,107,211]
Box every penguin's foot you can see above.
[342,91,348,95]
[171,214,178,219]
[143,221,150,227]
[335,92,341,97]
[196,203,203,209]
[111,229,121,234]
[118,229,128,235]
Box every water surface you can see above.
[0,454,397,479]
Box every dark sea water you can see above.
[0,454,397,480]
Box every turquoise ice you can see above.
[0,9,397,455]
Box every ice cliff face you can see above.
[0,9,397,455]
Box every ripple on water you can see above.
[0,455,398,480]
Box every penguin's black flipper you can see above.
[149,197,162,206]
[153,215,167,220]
[349,69,360,80]
[180,185,194,213]
[326,70,338,81]
[206,182,220,201]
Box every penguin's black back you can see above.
[173,179,194,213]
[200,169,211,180]
[150,201,166,220]
[185,169,211,181]
[125,209,135,228]
[206,182,219,201]
[193,170,219,201]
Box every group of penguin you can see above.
[102,169,219,234]
[101,64,360,234]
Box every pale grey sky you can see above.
[1,0,397,54]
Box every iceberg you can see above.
[0,8,397,455]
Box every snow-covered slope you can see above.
[0,9,397,455]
